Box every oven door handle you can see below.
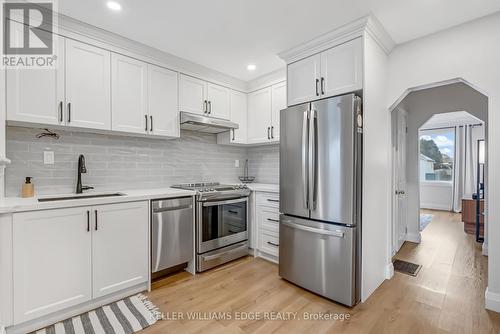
[201,243,249,261]
[202,197,248,207]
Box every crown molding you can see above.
[278,14,395,64]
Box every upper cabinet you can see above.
[217,90,248,145]
[287,38,363,106]
[179,74,230,120]
[148,65,179,137]
[271,81,287,142]
[65,39,111,130]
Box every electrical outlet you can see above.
[43,151,54,165]
[235,159,240,168]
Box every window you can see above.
[419,128,455,182]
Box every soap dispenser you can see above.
[21,177,35,198]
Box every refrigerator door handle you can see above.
[309,108,317,209]
[282,221,345,238]
[302,110,309,209]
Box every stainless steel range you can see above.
[171,182,251,272]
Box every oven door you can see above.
[197,197,248,254]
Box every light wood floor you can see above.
[144,210,500,333]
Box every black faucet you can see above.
[76,154,94,194]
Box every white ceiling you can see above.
[58,0,500,81]
[421,111,483,130]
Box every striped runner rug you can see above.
[32,294,159,334]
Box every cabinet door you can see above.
[148,65,180,137]
[92,201,148,298]
[207,83,230,119]
[287,54,320,106]
[111,54,148,134]
[247,88,272,144]
[6,26,64,125]
[270,81,286,142]
[229,90,247,143]
[179,74,206,115]
[320,38,363,98]
[13,207,92,324]
[65,39,111,130]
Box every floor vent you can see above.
[393,259,422,277]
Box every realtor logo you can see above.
[2,0,57,68]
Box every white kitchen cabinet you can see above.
[206,83,230,119]
[148,65,179,137]
[270,81,286,142]
[247,87,272,144]
[320,38,363,98]
[216,89,247,144]
[254,192,280,263]
[179,74,207,115]
[287,54,321,106]
[13,207,92,323]
[65,39,111,130]
[92,201,149,298]
[111,54,148,134]
[286,38,362,106]
[6,36,65,126]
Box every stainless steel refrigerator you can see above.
[279,93,362,306]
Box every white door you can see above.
[92,201,149,298]
[179,74,207,115]
[6,26,64,125]
[206,83,230,119]
[287,54,320,106]
[13,207,92,324]
[148,65,179,137]
[229,90,247,143]
[393,110,408,254]
[247,88,272,144]
[111,54,148,134]
[270,81,286,142]
[320,38,363,98]
[65,39,111,130]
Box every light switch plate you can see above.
[235,159,240,168]
[44,151,54,165]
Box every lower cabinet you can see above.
[254,192,280,263]
[12,201,148,324]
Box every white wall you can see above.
[420,181,453,210]
[387,12,500,311]
[362,33,391,301]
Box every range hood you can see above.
[180,112,238,134]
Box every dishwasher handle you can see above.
[152,204,192,214]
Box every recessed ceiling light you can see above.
[247,64,256,71]
[106,1,122,11]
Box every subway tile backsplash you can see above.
[5,126,280,196]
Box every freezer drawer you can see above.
[151,197,194,273]
[279,214,358,306]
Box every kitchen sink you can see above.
[38,193,126,202]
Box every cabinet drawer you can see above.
[259,231,279,257]
[259,210,279,233]
[256,193,280,209]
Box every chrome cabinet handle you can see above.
[59,101,63,122]
[204,100,207,113]
[145,115,148,131]
[282,221,344,238]
[208,101,212,114]
[267,218,279,222]
[267,126,270,140]
[267,198,279,203]
[87,210,90,232]
[271,126,274,139]
[315,79,319,96]
[150,115,153,132]
[321,77,325,95]
[267,241,279,247]
[67,103,71,123]
[232,129,235,141]
[94,210,98,231]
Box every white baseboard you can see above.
[385,262,394,279]
[482,242,488,256]
[406,232,421,243]
[485,287,500,313]
[420,203,451,211]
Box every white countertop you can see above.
[0,183,279,214]
[245,183,279,193]
[0,187,195,214]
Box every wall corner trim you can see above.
[385,262,394,279]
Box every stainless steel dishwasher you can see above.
[151,197,194,275]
